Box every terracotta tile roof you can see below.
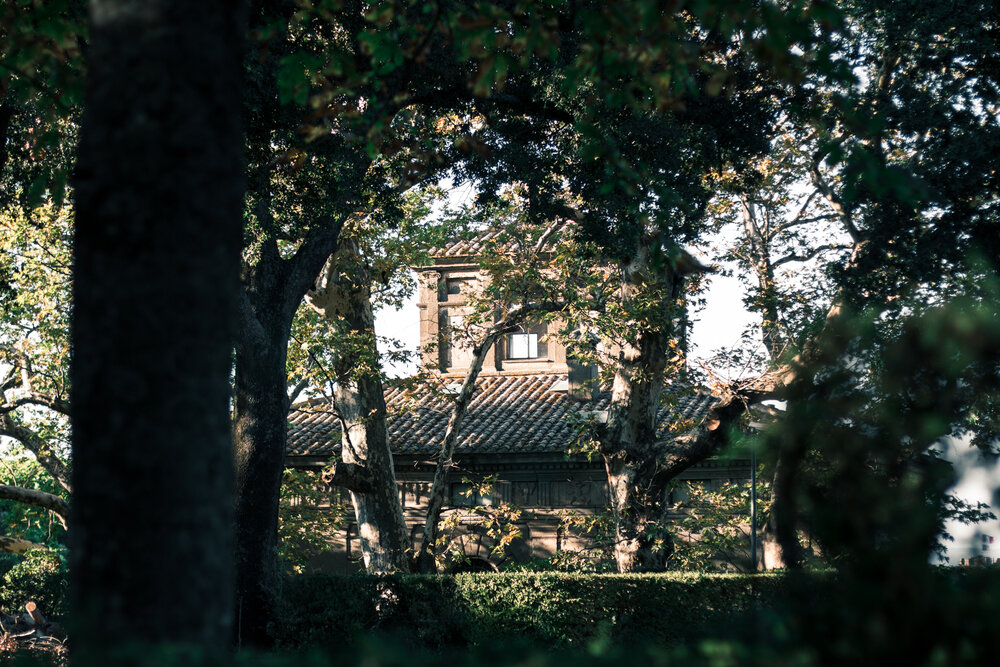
[286,373,717,459]
[430,228,508,259]
[428,221,569,259]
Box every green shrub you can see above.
[275,570,1000,665]
[276,572,788,651]
[0,549,68,618]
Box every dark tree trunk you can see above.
[232,246,347,646]
[233,284,293,645]
[70,0,245,658]
[231,50,352,639]
[0,99,12,180]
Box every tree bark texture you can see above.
[71,0,244,656]
[232,242,347,645]
[233,287,293,646]
[600,242,681,572]
[0,484,69,528]
[309,239,410,573]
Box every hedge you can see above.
[274,572,790,650]
[275,569,1000,665]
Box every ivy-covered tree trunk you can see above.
[71,0,244,657]
[309,239,410,573]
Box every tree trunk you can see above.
[752,251,788,569]
[70,0,244,657]
[337,375,410,573]
[416,331,496,572]
[757,262,783,360]
[600,241,681,572]
[309,239,410,573]
[233,299,292,646]
[761,450,792,569]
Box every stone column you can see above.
[418,271,441,369]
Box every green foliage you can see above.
[765,291,1000,664]
[269,569,1000,666]
[22,569,1000,666]
[436,475,524,570]
[544,511,616,573]
[0,450,68,547]
[26,636,820,667]
[776,295,1000,570]
[0,549,66,618]
[0,0,84,209]
[0,204,73,539]
[277,469,348,575]
[669,477,771,573]
[276,571,786,651]
[0,205,73,403]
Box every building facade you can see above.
[286,241,750,572]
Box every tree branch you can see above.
[0,416,72,493]
[653,390,751,482]
[810,151,862,242]
[0,392,71,416]
[0,484,69,529]
[321,461,375,494]
[0,365,19,393]
[416,298,567,571]
[282,213,350,321]
[0,535,48,555]
[772,243,850,267]
[287,375,311,406]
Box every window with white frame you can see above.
[507,332,539,359]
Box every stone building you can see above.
[286,237,750,572]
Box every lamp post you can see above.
[750,442,757,571]
[749,422,767,572]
